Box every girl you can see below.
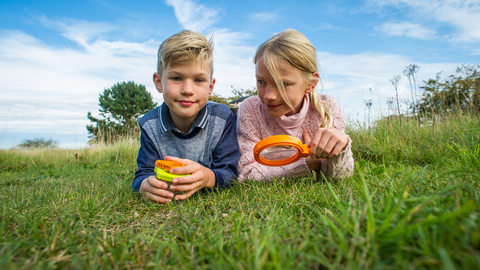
[237,29,354,181]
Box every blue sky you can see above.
[1,0,480,148]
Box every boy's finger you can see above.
[171,163,202,176]
[175,187,200,201]
[148,178,169,189]
[146,185,174,198]
[141,192,172,204]
[170,180,200,192]
[165,156,192,166]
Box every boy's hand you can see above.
[139,175,175,204]
[303,128,348,160]
[165,156,216,201]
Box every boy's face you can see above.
[154,61,215,132]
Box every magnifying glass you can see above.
[254,135,310,166]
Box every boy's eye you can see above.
[195,78,206,83]
[171,77,182,81]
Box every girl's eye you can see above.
[283,82,292,87]
[257,80,266,85]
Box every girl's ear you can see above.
[153,72,163,93]
[305,71,320,94]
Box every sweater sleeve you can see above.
[236,97,312,181]
[209,112,240,188]
[132,124,160,192]
[317,95,354,179]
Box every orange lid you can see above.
[155,160,185,171]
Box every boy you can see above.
[132,30,240,203]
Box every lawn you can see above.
[1,113,479,269]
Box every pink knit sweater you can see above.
[236,94,354,181]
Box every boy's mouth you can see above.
[178,100,195,106]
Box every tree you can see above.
[229,86,257,100]
[18,138,58,149]
[208,93,230,106]
[416,64,480,116]
[207,86,257,105]
[87,81,157,143]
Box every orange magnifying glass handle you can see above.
[254,135,310,166]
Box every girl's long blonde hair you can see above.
[254,29,332,128]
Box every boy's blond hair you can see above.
[254,29,333,128]
[157,30,214,77]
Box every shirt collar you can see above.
[158,102,209,134]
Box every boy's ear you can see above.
[208,78,216,96]
[305,71,320,94]
[153,72,163,93]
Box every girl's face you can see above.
[255,56,318,118]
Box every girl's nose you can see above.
[263,85,278,101]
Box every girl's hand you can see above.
[303,128,348,160]
[139,175,175,204]
[165,156,216,201]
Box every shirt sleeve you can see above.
[209,112,240,189]
[236,98,312,181]
[132,124,160,192]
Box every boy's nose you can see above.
[181,80,195,95]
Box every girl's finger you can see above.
[321,139,337,158]
[328,143,345,159]
[303,129,311,145]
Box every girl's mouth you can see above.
[266,104,281,110]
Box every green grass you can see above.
[1,113,479,269]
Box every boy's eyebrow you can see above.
[167,70,209,77]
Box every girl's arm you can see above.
[314,95,354,179]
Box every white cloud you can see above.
[38,16,116,49]
[250,12,279,23]
[316,51,459,122]
[366,0,480,47]
[1,0,473,148]
[165,0,220,32]
[209,29,256,95]
[0,23,460,147]
[163,0,257,94]
[0,28,160,142]
[0,12,256,148]
[376,21,437,40]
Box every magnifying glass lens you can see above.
[259,145,299,161]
